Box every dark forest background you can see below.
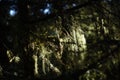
[0,0,120,80]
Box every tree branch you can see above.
[27,0,102,24]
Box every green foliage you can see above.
[0,0,120,80]
[80,69,106,80]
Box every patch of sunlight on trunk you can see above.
[32,54,39,77]
[71,26,87,61]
